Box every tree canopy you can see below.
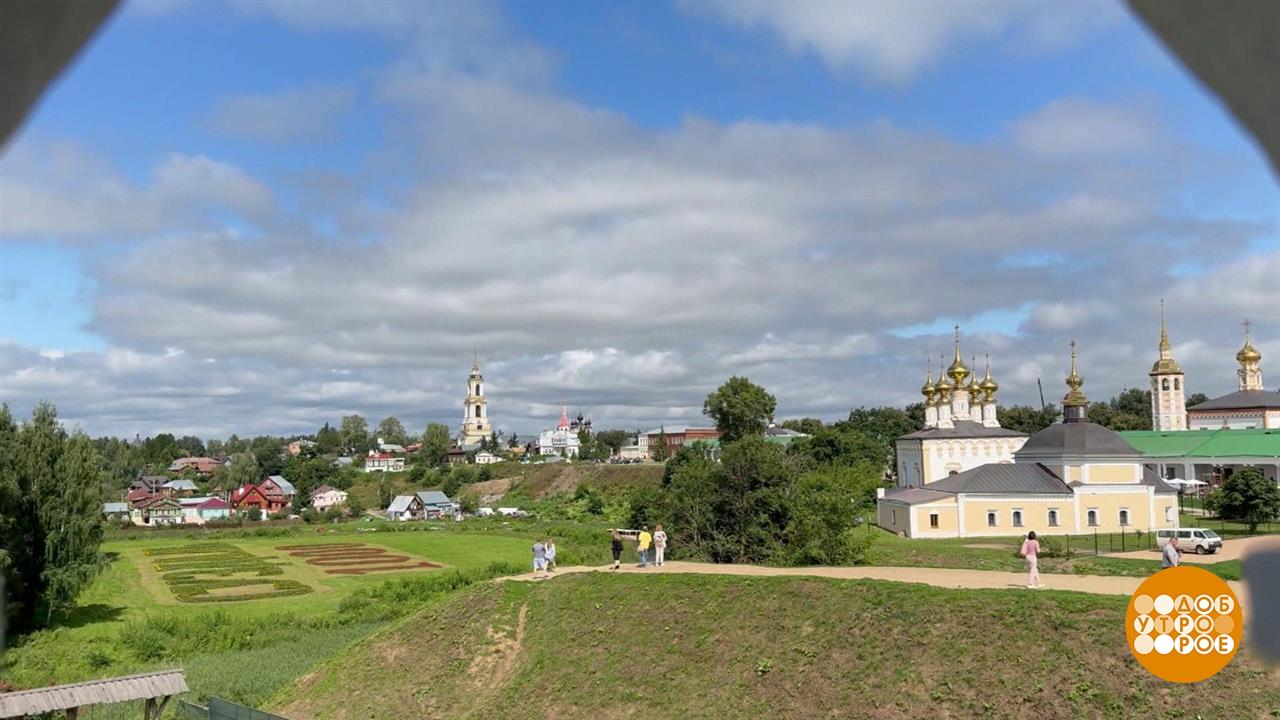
[1,403,105,634]
[1211,467,1280,532]
[703,376,777,442]
[998,404,1059,434]
[420,423,452,468]
[376,417,409,446]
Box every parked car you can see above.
[1156,528,1223,555]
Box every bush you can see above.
[1035,536,1073,559]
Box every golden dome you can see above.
[967,357,983,398]
[1237,340,1262,364]
[1062,340,1087,407]
[980,354,999,399]
[946,325,970,385]
[921,358,936,398]
[934,353,953,394]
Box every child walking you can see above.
[653,525,668,567]
[545,538,557,572]
[1019,531,1041,589]
[610,530,623,570]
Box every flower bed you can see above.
[143,542,312,602]
[275,542,440,575]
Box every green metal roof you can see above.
[1119,428,1280,458]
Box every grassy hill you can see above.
[274,573,1279,720]
[466,462,664,502]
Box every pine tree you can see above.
[41,434,104,624]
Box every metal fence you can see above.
[179,697,291,720]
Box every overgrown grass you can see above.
[276,573,1280,720]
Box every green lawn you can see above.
[275,573,1280,720]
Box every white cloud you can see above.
[686,0,1122,84]
[206,86,355,143]
[1012,98,1162,158]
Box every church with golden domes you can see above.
[879,343,1179,539]
[894,327,1027,487]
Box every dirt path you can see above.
[511,561,1250,617]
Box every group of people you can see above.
[611,524,667,570]
[531,537,557,577]
[1017,527,1183,589]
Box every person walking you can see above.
[637,525,652,568]
[545,538,557,572]
[1162,535,1181,569]
[1019,531,1041,589]
[653,524,668,567]
[610,530,624,571]
[532,538,547,578]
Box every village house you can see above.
[129,475,169,493]
[231,483,282,514]
[311,485,349,512]
[259,475,297,506]
[163,478,199,496]
[386,494,425,521]
[178,497,233,524]
[364,451,406,473]
[133,496,184,526]
[474,450,502,464]
[168,457,226,476]
[446,447,468,465]
[415,490,454,516]
[286,438,317,456]
[102,502,130,520]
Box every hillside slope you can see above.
[466,462,663,502]
[274,574,1279,720]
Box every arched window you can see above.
[475,406,481,418]
[1119,509,1130,526]
[1012,510,1023,527]
[1048,509,1059,527]
[1173,378,1180,391]
[1087,509,1098,527]
[987,511,997,527]
[475,384,481,395]
[1162,379,1169,391]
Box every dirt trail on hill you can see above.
[513,561,1250,618]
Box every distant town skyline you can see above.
[1,1,1275,438]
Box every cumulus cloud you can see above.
[685,0,1122,84]
[1,3,1274,437]
[206,86,355,143]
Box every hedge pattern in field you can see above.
[143,542,313,603]
[276,542,440,575]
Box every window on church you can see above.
[1012,510,1023,527]
[987,511,997,527]
[1173,378,1180,391]
[929,513,939,529]
[1119,509,1130,526]
[1162,379,1169,391]
[475,406,481,418]
[1048,509,1059,527]
[1087,509,1098,527]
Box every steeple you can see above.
[946,324,970,385]
[558,404,570,430]
[1150,299,1182,375]
[1237,318,1264,390]
[980,354,999,402]
[966,355,982,401]
[922,357,939,428]
[458,355,492,446]
[1062,340,1088,422]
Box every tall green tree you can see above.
[703,376,777,442]
[376,417,409,446]
[780,417,824,435]
[315,422,341,455]
[0,403,105,634]
[1213,467,1280,532]
[218,452,260,489]
[650,427,671,462]
[421,423,452,468]
[340,414,370,454]
[1187,392,1209,407]
[999,404,1059,434]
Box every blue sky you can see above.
[0,0,1275,437]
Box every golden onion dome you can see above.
[1062,340,1087,407]
[921,360,936,398]
[934,355,953,394]
[967,357,983,397]
[1237,340,1262,363]
[980,355,999,394]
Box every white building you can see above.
[459,355,493,446]
[539,406,584,458]
[896,328,1027,487]
[474,451,503,464]
[617,434,648,461]
[311,485,349,511]
[1150,301,1187,431]
[364,451,406,473]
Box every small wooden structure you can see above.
[0,668,187,719]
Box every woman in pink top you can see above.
[1020,531,1041,589]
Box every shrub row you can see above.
[146,541,311,602]
[168,577,312,603]
[307,555,414,566]
[276,542,365,552]
[324,561,440,575]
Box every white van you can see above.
[1156,528,1224,555]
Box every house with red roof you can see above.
[230,483,281,514]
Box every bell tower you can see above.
[1149,300,1186,431]
[458,353,492,446]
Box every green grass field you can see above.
[276,573,1280,720]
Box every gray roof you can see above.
[386,495,419,514]
[416,490,453,506]
[102,502,129,514]
[900,420,1027,440]
[0,669,187,718]
[880,488,954,505]
[163,479,198,491]
[1141,468,1180,494]
[922,463,1073,495]
[1188,389,1280,411]
[266,475,296,494]
[1017,422,1143,458]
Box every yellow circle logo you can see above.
[1126,566,1242,683]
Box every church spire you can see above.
[1150,299,1182,375]
[945,324,970,385]
[1237,318,1264,390]
[1063,340,1088,422]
